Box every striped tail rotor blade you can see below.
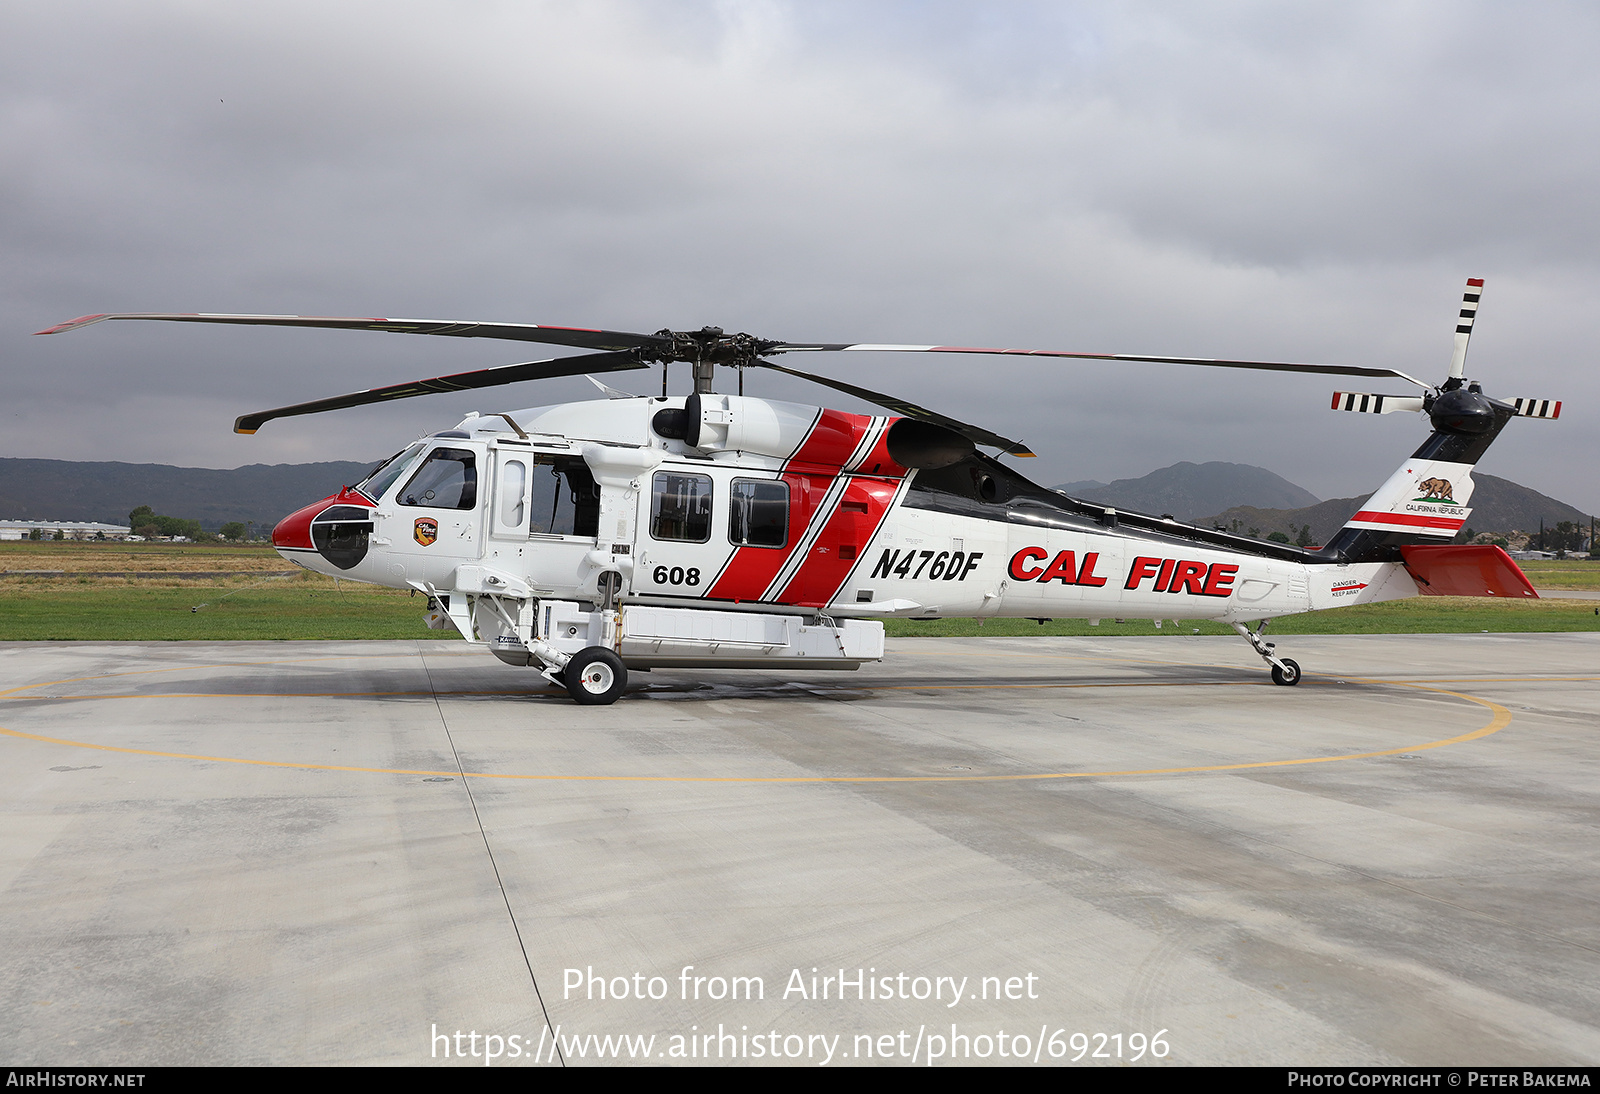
[1509,398,1562,420]
[1448,278,1485,379]
[1330,391,1425,415]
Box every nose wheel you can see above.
[1231,621,1302,686]
[563,647,628,705]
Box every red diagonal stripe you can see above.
[776,477,900,608]
[1350,510,1466,531]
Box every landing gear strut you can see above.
[1231,620,1301,686]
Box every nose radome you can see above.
[273,500,323,550]
[273,487,374,550]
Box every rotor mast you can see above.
[651,327,773,394]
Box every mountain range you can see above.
[1056,464,1591,542]
[0,458,375,531]
[1,455,1588,539]
[1201,474,1592,544]
[1055,461,1320,523]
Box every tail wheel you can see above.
[564,647,628,705]
[1271,658,1302,687]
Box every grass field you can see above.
[0,576,454,641]
[1514,559,1600,590]
[0,539,289,573]
[881,597,1600,638]
[2,543,1596,641]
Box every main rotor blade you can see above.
[36,312,669,355]
[233,351,647,434]
[773,342,1433,390]
[750,358,1035,457]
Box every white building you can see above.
[0,520,133,541]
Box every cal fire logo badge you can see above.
[414,517,439,546]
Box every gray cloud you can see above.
[5,1,1595,513]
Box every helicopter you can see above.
[37,279,1561,704]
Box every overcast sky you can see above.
[5,1,1597,513]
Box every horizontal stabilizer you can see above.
[1509,398,1561,420]
[1331,391,1425,414]
[1399,544,1539,598]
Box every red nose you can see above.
[273,486,373,549]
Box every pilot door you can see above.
[389,443,485,585]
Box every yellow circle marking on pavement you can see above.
[0,656,1518,782]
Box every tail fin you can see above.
[1319,278,1548,563]
[1320,393,1517,562]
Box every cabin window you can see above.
[530,457,599,537]
[398,448,477,510]
[650,471,713,543]
[729,478,787,548]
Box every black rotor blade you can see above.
[750,358,1035,457]
[234,351,647,434]
[37,312,670,355]
[772,342,1433,389]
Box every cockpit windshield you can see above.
[354,442,426,503]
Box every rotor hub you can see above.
[1428,385,1498,434]
[649,328,764,362]
[648,327,779,392]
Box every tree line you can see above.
[128,505,251,542]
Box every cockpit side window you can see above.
[355,442,426,503]
[398,448,477,510]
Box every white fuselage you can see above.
[275,396,1420,637]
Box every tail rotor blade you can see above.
[1508,398,1562,420]
[1448,278,1485,380]
[1330,391,1425,415]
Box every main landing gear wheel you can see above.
[564,648,628,705]
[1231,621,1303,688]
